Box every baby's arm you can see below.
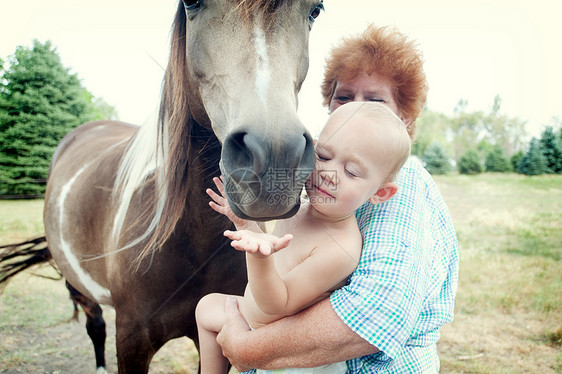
[247,235,361,317]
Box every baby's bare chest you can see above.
[272,225,323,275]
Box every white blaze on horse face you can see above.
[57,165,112,304]
[254,25,271,108]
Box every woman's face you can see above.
[329,71,409,124]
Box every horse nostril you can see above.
[222,130,267,178]
[222,128,314,184]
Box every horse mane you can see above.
[112,0,294,268]
[111,2,190,267]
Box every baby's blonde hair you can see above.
[333,102,411,181]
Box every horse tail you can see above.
[0,236,59,287]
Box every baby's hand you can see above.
[206,176,249,229]
[224,230,293,257]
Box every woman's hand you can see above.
[206,176,249,229]
[217,298,379,372]
[217,297,254,372]
[224,230,293,257]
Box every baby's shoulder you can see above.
[315,220,362,262]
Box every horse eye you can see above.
[309,1,324,22]
[183,0,202,11]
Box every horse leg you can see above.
[114,312,161,374]
[65,281,107,372]
[68,299,80,322]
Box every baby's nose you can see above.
[320,169,338,185]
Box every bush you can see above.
[518,138,548,176]
[485,146,512,172]
[539,126,562,173]
[458,149,483,175]
[422,143,452,175]
[511,151,523,171]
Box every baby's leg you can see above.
[196,293,230,374]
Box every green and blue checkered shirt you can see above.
[330,157,459,373]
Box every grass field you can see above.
[434,173,561,373]
[0,173,561,373]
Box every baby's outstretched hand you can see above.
[224,230,293,257]
[206,176,249,229]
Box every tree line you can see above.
[413,98,562,176]
[1,41,561,198]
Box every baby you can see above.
[196,101,411,374]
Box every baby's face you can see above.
[305,106,398,218]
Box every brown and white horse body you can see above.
[43,0,322,372]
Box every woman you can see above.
[216,25,459,373]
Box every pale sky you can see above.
[2,0,560,138]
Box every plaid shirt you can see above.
[330,156,459,373]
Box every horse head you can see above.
[180,0,321,220]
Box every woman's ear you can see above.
[369,182,398,205]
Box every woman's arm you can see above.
[217,297,379,372]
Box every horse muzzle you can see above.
[220,128,314,221]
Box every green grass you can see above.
[434,173,562,314]
[0,199,44,242]
[0,267,68,331]
[1,173,561,373]
[434,172,562,373]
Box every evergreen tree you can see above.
[422,142,451,175]
[412,108,452,158]
[0,40,112,196]
[518,138,548,176]
[485,145,512,172]
[510,150,523,171]
[458,149,483,175]
[538,126,562,173]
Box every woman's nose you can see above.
[353,93,366,102]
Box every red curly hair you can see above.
[321,25,428,137]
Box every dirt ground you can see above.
[2,297,561,374]
[0,305,201,374]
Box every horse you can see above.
[0,0,323,372]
